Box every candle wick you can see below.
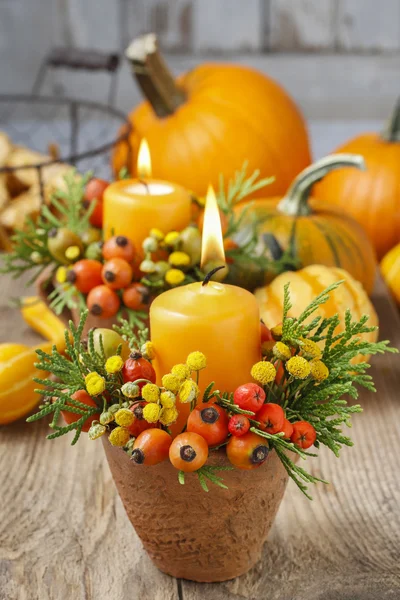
[139,179,150,194]
[202,266,226,286]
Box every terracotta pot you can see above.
[103,440,289,582]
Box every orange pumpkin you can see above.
[314,100,400,259]
[112,34,311,198]
[381,243,400,306]
[255,265,378,364]
[236,155,377,295]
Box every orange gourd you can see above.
[314,100,400,259]
[255,265,378,364]
[381,243,400,306]
[236,155,377,295]
[112,34,311,198]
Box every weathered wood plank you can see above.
[269,0,337,50]
[337,0,400,52]
[192,0,263,52]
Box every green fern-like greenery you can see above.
[1,171,93,283]
[28,281,397,497]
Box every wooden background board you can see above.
[0,270,400,600]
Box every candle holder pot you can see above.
[103,439,289,582]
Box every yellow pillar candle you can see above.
[150,186,261,420]
[103,139,191,251]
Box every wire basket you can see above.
[0,47,131,246]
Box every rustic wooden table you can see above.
[1,272,400,600]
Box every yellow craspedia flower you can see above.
[271,324,283,340]
[168,251,191,267]
[286,356,311,380]
[143,403,161,423]
[55,266,68,284]
[142,383,160,403]
[165,268,185,286]
[159,406,179,426]
[115,408,135,427]
[141,341,155,360]
[179,379,199,404]
[197,195,206,207]
[150,228,164,241]
[171,363,191,382]
[65,245,81,261]
[310,360,330,382]
[162,373,181,394]
[109,426,130,447]
[164,231,180,246]
[186,351,206,371]
[300,338,322,359]
[85,371,106,396]
[160,391,176,408]
[105,355,124,374]
[251,361,276,385]
[88,423,106,440]
[273,342,291,361]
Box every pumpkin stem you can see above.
[381,98,400,142]
[125,33,186,118]
[278,154,366,216]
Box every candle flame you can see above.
[200,185,225,268]
[137,139,152,178]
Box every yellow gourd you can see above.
[255,265,378,364]
[381,244,400,306]
[0,298,66,425]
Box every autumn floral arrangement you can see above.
[27,281,395,498]
[1,167,295,323]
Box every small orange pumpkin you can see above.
[314,99,400,259]
[381,243,400,306]
[112,34,311,199]
[255,265,378,364]
[236,155,377,295]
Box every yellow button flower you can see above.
[159,406,179,426]
[271,324,283,340]
[162,373,181,394]
[105,355,124,374]
[168,251,191,267]
[251,361,276,385]
[85,372,106,396]
[109,426,130,447]
[164,231,180,246]
[115,408,135,427]
[88,423,106,440]
[165,268,185,286]
[141,341,155,360]
[186,351,206,371]
[273,342,292,361]
[310,360,330,382]
[65,245,81,261]
[142,383,160,403]
[150,228,164,241]
[286,356,311,380]
[179,379,199,404]
[160,391,176,408]
[171,363,191,382]
[143,403,161,423]
[55,266,68,284]
[300,338,322,359]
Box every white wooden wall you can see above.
[0,0,399,118]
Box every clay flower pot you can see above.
[103,440,289,582]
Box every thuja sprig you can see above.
[1,170,93,282]
[179,465,234,492]
[113,315,149,350]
